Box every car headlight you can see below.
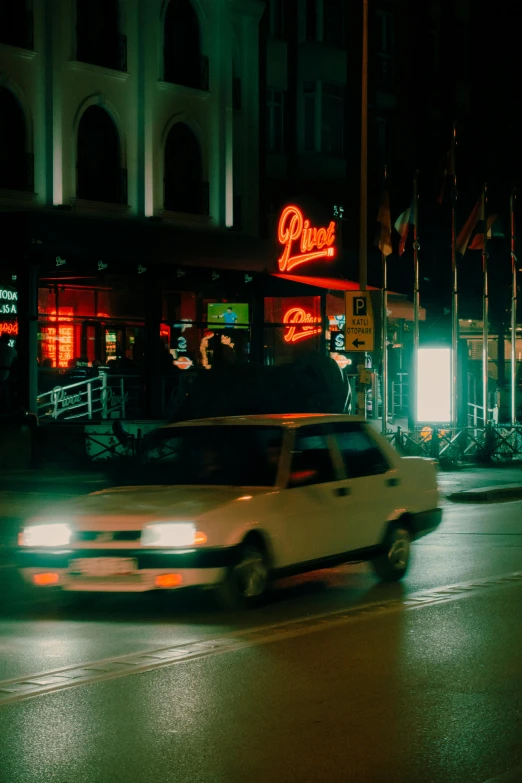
[141,522,207,548]
[20,523,72,548]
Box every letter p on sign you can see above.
[353,296,367,316]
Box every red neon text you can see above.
[0,321,18,336]
[41,309,74,368]
[277,205,336,273]
[283,308,322,343]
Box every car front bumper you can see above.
[17,547,236,593]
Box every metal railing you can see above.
[37,374,143,422]
[385,422,522,463]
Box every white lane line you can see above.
[1,570,522,707]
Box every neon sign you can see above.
[277,205,336,273]
[0,288,17,315]
[41,309,75,368]
[283,308,322,343]
[0,321,18,336]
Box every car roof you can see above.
[162,414,366,429]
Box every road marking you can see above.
[1,570,522,707]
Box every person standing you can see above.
[217,306,238,329]
[0,333,17,411]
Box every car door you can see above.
[330,421,401,551]
[274,424,349,567]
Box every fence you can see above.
[37,373,144,422]
[384,423,522,463]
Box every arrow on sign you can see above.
[352,338,366,348]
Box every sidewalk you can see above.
[437,465,522,502]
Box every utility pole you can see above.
[359,0,368,291]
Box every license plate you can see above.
[69,558,137,577]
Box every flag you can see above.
[375,187,393,256]
[394,203,413,256]
[456,199,481,255]
[468,214,502,250]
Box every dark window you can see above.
[289,426,337,487]
[322,83,343,155]
[376,10,394,55]
[303,82,316,151]
[0,88,30,191]
[0,0,33,49]
[76,0,125,71]
[374,9,394,90]
[266,89,284,153]
[269,0,284,38]
[77,106,123,203]
[147,425,284,487]
[306,0,317,41]
[164,123,206,215]
[323,0,344,46]
[333,423,389,478]
[164,0,205,90]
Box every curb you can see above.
[447,484,522,503]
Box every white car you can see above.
[18,415,442,608]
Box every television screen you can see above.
[207,303,250,330]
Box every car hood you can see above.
[28,485,271,526]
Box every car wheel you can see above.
[371,523,411,582]
[216,542,271,610]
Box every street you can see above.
[0,484,521,782]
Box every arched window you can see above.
[77,106,124,203]
[0,0,33,49]
[164,123,206,214]
[0,88,31,191]
[163,0,207,90]
[76,0,125,71]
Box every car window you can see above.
[288,426,337,488]
[144,425,283,486]
[333,423,389,478]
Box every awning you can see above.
[273,273,426,322]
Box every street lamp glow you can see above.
[417,348,451,423]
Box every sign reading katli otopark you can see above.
[344,291,375,352]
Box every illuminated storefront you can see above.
[0,205,425,422]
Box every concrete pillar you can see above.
[145,278,162,418]
[16,263,39,414]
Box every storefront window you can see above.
[37,284,146,370]
[97,289,145,320]
[264,296,323,365]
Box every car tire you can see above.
[371,523,411,582]
[216,542,271,610]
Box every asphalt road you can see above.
[0,496,521,782]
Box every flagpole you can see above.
[450,122,458,429]
[381,165,388,433]
[382,247,388,433]
[412,170,420,427]
[510,189,517,425]
[359,0,368,291]
[482,184,489,427]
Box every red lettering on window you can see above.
[283,307,322,343]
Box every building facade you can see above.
[0,0,266,420]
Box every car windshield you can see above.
[145,425,284,486]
